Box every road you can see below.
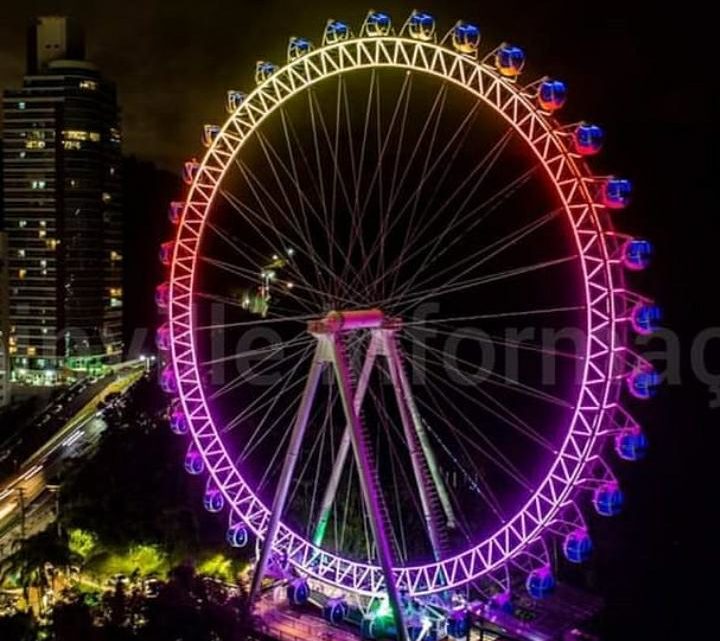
[0,366,144,559]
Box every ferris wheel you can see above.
[155,9,658,640]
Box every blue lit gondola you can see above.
[628,369,661,400]
[538,79,567,112]
[169,408,188,435]
[563,529,593,563]
[324,20,350,44]
[365,11,392,37]
[604,177,632,209]
[574,123,604,156]
[526,567,555,599]
[204,487,224,513]
[632,304,661,335]
[287,578,310,606]
[226,90,246,114]
[184,447,204,475]
[452,22,480,54]
[159,365,177,394]
[255,61,278,84]
[288,37,313,61]
[155,323,171,351]
[323,598,348,624]
[593,482,623,516]
[615,429,649,461]
[623,239,653,271]
[496,44,525,77]
[407,11,435,41]
[226,523,249,548]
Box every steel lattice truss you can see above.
[163,31,649,599]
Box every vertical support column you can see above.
[312,332,380,547]
[329,333,409,641]
[384,331,457,530]
[249,342,326,603]
[382,331,446,560]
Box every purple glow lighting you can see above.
[160,21,652,602]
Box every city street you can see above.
[0,365,144,558]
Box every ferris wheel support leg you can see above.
[385,331,457,531]
[382,331,447,560]
[312,333,381,547]
[249,344,326,604]
[329,333,410,641]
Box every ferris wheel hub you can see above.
[308,308,401,334]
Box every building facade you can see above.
[0,232,10,406]
[1,17,123,384]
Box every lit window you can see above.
[110,251,122,261]
[37,359,46,368]
[40,259,47,268]
[46,239,59,250]
[79,80,98,90]
[18,249,26,257]
[109,287,123,297]
[27,346,37,356]
[102,192,112,203]
[38,229,47,239]
[19,151,26,158]
[19,220,27,228]
[18,269,27,279]
[31,180,47,189]
[19,101,26,109]
[63,140,82,150]
[63,130,101,142]
[25,140,46,149]
[40,220,46,227]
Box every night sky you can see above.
[1,1,715,639]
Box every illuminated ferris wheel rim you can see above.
[167,31,625,598]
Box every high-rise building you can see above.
[1,17,123,384]
[1,232,10,407]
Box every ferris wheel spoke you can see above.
[387,89,472,297]
[360,127,516,298]
[306,89,372,298]
[401,206,564,303]
[206,220,272,275]
[414,333,574,413]
[408,325,583,361]
[212,339,311,406]
[252,129,344,288]
[401,163,539,296]
[386,255,577,317]
[231,161,336,297]
[368,381,435,559]
[403,360,532,491]
[347,72,413,293]
[278,108,331,295]
[403,128,516,269]
[238,377,305,464]
[200,335,311,367]
[200,254,364,311]
[381,160,538,305]
[340,70,377,286]
[199,255,316,315]
[218,186,329,302]
[376,103,483,302]
[401,305,587,328]
[420,381,508,522]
